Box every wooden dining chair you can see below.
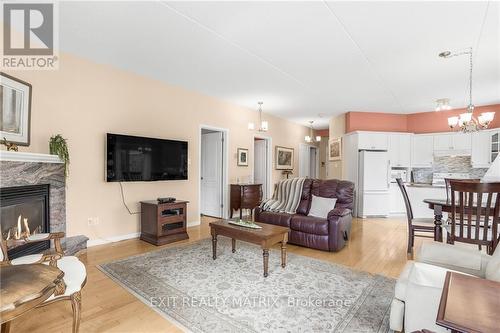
[444,178,480,202]
[449,181,500,255]
[396,178,435,254]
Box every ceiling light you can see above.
[305,121,320,143]
[248,101,268,132]
[435,98,451,111]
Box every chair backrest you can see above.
[396,178,413,223]
[450,181,500,254]
[445,178,480,202]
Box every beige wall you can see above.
[3,53,309,242]
[328,114,346,179]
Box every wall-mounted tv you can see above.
[106,133,188,182]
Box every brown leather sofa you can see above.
[254,179,354,252]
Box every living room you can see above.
[0,1,499,333]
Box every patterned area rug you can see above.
[98,238,395,332]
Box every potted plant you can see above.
[49,134,70,177]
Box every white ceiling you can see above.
[59,1,499,129]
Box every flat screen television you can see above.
[106,133,188,182]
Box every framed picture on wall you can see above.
[0,73,32,146]
[329,137,342,161]
[275,146,294,170]
[237,148,248,166]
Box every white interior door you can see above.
[201,131,223,217]
[309,147,318,178]
[254,139,268,199]
[299,144,310,178]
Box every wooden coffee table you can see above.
[209,220,289,277]
[436,271,500,333]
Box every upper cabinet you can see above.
[389,134,411,167]
[491,131,500,164]
[471,131,491,168]
[412,135,434,167]
[357,132,388,150]
[433,133,471,152]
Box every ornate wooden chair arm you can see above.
[20,232,65,255]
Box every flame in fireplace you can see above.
[5,214,39,241]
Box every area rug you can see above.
[98,238,395,332]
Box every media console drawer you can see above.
[140,200,189,246]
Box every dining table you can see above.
[424,197,497,243]
[423,198,451,242]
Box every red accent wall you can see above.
[345,104,500,134]
[346,112,408,132]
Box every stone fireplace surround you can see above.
[0,151,87,256]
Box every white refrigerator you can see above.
[357,150,390,218]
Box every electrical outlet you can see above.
[87,217,99,226]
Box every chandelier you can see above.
[248,101,268,132]
[305,121,321,143]
[439,47,494,132]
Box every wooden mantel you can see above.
[0,151,63,164]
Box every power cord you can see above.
[119,182,141,215]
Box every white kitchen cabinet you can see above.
[357,132,388,150]
[434,133,453,150]
[389,134,411,167]
[452,133,471,150]
[490,131,500,164]
[411,135,434,167]
[471,131,491,168]
[433,133,471,152]
[389,183,406,215]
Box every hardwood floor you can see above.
[12,216,427,333]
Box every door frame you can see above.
[253,134,272,199]
[199,125,229,219]
[299,143,320,178]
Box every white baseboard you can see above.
[87,232,140,247]
[187,220,200,227]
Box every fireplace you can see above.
[0,185,50,259]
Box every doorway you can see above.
[200,126,228,218]
[253,135,272,200]
[299,143,319,179]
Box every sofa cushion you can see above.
[308,195,337,218]
[296,179,313,215]
[290,215,329,235]
[311,179,354,211]
[256,211,292,228]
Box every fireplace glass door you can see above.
[0,185,50,258]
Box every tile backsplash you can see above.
[412,156,488,183]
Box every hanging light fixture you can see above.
[305,121,321,143]
[439,47,495,132]
[248,101,268,132]
[435,98,452,111]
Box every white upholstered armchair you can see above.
[0,232,87,333]
[390,242,500,332]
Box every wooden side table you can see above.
[229,184,262,219]
[436,271,500,333]
[0,264,64,333]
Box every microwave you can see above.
[391,169,407,183]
